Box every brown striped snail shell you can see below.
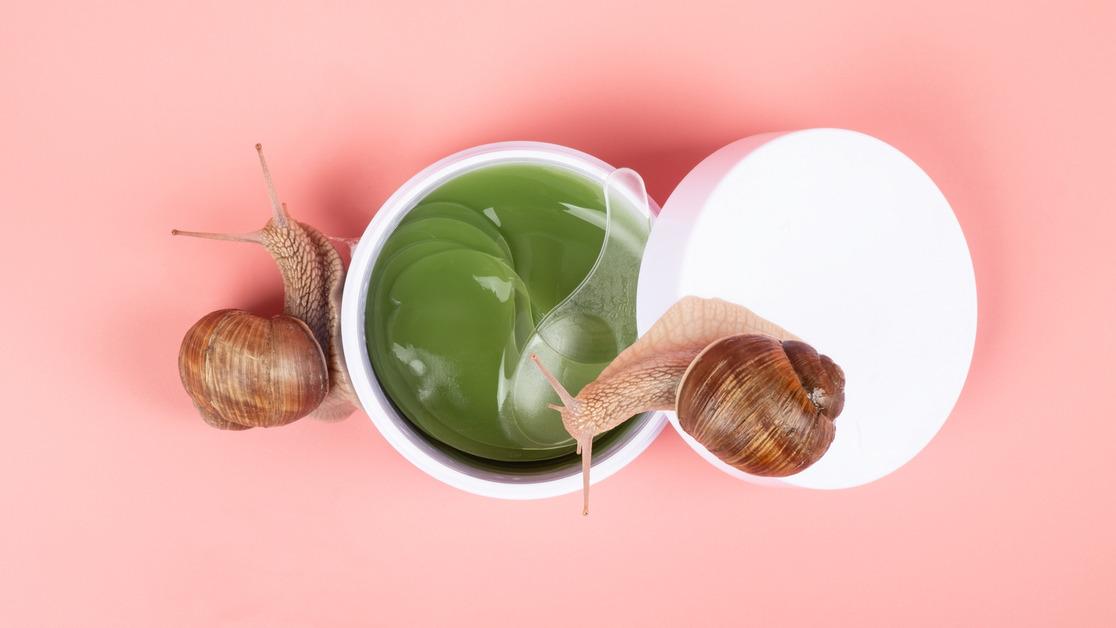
[178,310,329,429]
[677,334,844,476]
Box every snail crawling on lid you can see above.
[172,145,357,429]
[532,296,845,514]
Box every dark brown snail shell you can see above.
[676,334,846,476]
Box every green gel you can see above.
[366,164,649,462]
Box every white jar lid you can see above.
[638,129,977,489]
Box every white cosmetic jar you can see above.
[341,141,668,499]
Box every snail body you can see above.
[172,145,356,429]
[532,296,845,514]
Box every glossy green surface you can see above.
[366,163,648,461]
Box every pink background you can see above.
[3,1,1114,626]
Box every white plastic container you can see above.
[340,130,978,498]
[340,142,668,499]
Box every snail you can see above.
[173,144,357,429]
[532,296,845,514]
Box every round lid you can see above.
[638,128,977,489]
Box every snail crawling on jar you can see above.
[532,296,845,514]
[172,145,357,430]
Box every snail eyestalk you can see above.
[529,353,580,412]
[255,143,288,228]
[170,229,264,244]
[530,353,593,515]
[577,434,592,516]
